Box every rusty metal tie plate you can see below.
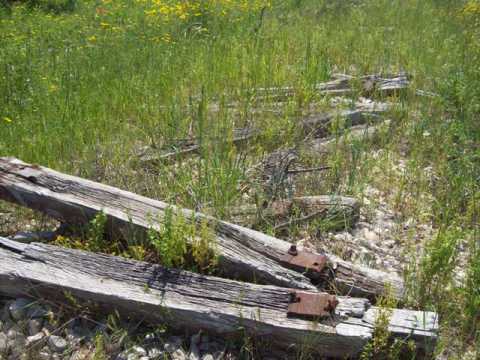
[280,245,327,273]
[287,291,338,319]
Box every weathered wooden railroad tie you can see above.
[0,237,437,358]
[0,157,403,299]
[0,157,439,356]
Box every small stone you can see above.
[333,232,353,242]
[144,332,156,343]
[212,351,226,360]
[28,318,44,335]
[164,337,182,353]
[7,328,23,340]
[26,332,45,346]
[1,320,14,335]
[189,349,201,360]
[8,298,33,321]
[172,349,187,360]
[38,346,52,360]
[38,351,51,360]
[0,332,8,352]
[7,334,26,357]
[70,347,92,360]
[115,351,128,360]
[48,335,68,353]
[362,229,379,242]
[132,346,147,356]
[12,231,42,243]
[148,347,164,359]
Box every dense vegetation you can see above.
[0,0,479,358]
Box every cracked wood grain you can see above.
[0,157,404,299]
[0,238,437,358]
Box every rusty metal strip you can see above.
[279,245,328,274]
[287,291,338,319]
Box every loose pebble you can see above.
[8,298,33,321]
[26,332,45,346]
[0,332,8,353]
[172,348,187,360]
[148,347,164,359]
[48,335,68,353]
[28,318,44,336]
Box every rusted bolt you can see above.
[289,292,300,303]
[288,245,298,256]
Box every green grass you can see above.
[1,0,479,358]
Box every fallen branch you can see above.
[0,157,404,299]
[0,237,438,358]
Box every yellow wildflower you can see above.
[2,116,12,123]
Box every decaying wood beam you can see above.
[139,127,258,165]
[0,157,404,299]
[0,238,438,358]
[255,73,409,102]
[305,121,391,155]
[301,101,391,139]
[228,196,359,231]
[0,158,312,291]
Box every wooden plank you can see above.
[138,101,390,166]
[0,157,404,299]
[254,73,409,102]
[306,121,391,154]
[0,157,313,291]
[139,127,258,165]
[301,101,391,138]
[228,195,360,231]
[0,238,438,357]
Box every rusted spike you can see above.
[287,291,338,319]
[280,249,328,274]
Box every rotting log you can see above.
[0,238,438,357]
[255,73,409,102]
[0,157,404,299]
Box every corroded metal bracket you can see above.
[279,245,328,274]
[287,291,338,319]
